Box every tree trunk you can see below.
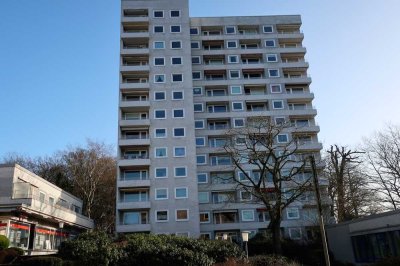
[269,219,282,255]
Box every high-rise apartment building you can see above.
[116,0,325,241]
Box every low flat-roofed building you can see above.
[326,210,400,265]
[0,164,94,255]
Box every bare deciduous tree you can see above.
[363,125,400,210]
[223,117,317,254]
[324,145,370,222]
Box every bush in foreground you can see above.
[22,256,63,266]
[249,255,300,266]
[118,234,243,266]
[0,235,10,250]
[372,256,400,266]
[58,231,120,266]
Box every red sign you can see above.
[10,223,29,230]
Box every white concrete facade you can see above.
[117,0,326,240]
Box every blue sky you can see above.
[1,0,400,158]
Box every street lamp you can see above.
[59,222,64,243]
[241,231,250,259]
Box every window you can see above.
[156,210,168,222]
[154,74,165,83]
[154,128,166,138]
[198,192,209,203]
[268,69,280,77]
[39,191,46,203]
[191,41,200,49]
[170,25,181,33]
[155,188,168,200]
[194,103,203,112]
[289,228,302,240]
[170,10,180,17]
[123,170,147,180]
[190,27,199,35]
[155,147,167,158]
[196,137,206,146]
[175,187,188,199]
[192,56,201,64]
[192,71,201,80]
[263,25,273,33]
[277,134,288,143]
[265,39,275,47]
[199,212,210,223]
[172,74,183,82]
[197,155,206,165]
[225,26,236,34]
[154,109,166,119]
[270,84,282,93]
[240,191,252,201]
[287,208,300,219]
[49,197,55,205]
[174,167,187,177]
[233,118,245,128]
[123,211,148,225]
[173,147,186,157]
[173,109,184,118]
[173,128,185,137]
[237,171,251,181]
[229,70,240,79]
[154,57,165,66]
[228,55,238,63]
[275,117,286,125]
[227,40,237,48]
[193,87,202,95]
[171,41,182,49]
[154,91,165,100]
[154,41,165,49]
[266,54,278,62]
[232,102,243,111]
[171,57,182,65]
[272,100,284,109]
[197,173,208,183]
[154,26,164,33]
[155,168,167,178]
[153,10,164,18]
[194,120,204,129]
[172,91,183,100]
[241,210,255,221]
[176,209,189,221]
[230,86,242,95]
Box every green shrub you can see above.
[119,234,213,266]
[58,231,120,266]
[7,247,25,256]
[22,256,62,266]
[0,247,19,264]
[0,235,10,250]
[372,256,400,266]
[118,234,242,266]
[249,255,300,266]
[61,260,78,266]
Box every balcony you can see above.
[118,158,150,167]
[119,100,150,109]
[117,179,150,188]
[119,138,150,146]
[116,224,151,233]
[122,9,149,22]
[12,184,93,229]
[121,22,149,38]
[121,56,149,72]
[117,201,151,210]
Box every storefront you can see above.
[0,219,71,253]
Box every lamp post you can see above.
[59,222,64,243]
[241,231,250,259]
